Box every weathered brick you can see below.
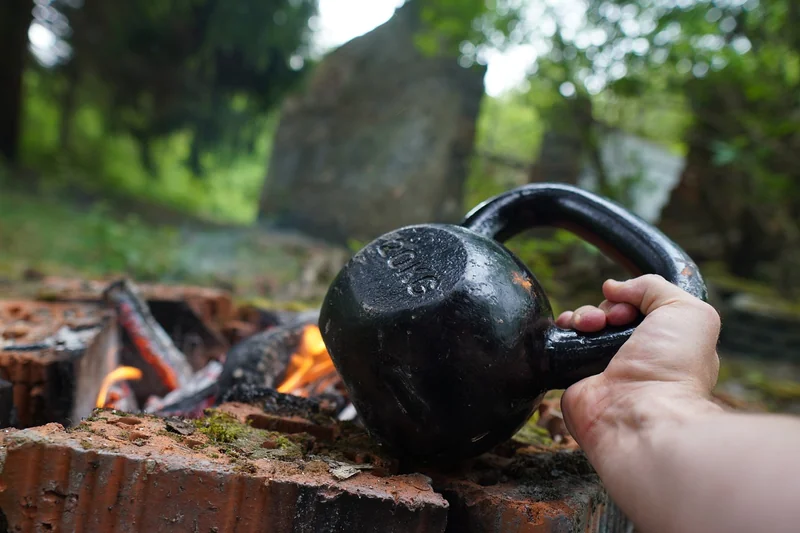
[0,412,449,532]
[37,277,235,328]
[0,301,118,427]
[426,441,632,533]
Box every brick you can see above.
[0,379,14,427]
[215,399,631,533]
[426,441,632,533]
[0,412,449,532]
[37,277,233,362]
[37,277,234,326]
[0,301,118,427]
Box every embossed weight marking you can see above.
[375,238,439,296]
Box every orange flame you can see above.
[277,325,337,397]
[96,366,143,408]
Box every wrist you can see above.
[570,380,722,466]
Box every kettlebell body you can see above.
[319,184,706,464]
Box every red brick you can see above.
[427,442,631,533]
[37,277,234,331]
[0,412,449,532]
[0,301,118,427]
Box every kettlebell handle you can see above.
[461,183,707,389]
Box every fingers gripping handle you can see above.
[461,183,707,389]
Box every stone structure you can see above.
[259,2,486,242]
[577,129,686,224]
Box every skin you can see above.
[555,274,800,533]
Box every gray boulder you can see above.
[259,2,486,243]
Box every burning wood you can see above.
[146,320,346,419]
[2,281,346,452]
[80,277,341,422]
[95,366,143,408]
[142,359,222,416]
[145,298,228,370]
[103,279,194,395]
[99,378,140,413]
[277,324,337,397]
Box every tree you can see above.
[485,0,800,287]
[0,0,34,164]
[583,0,800,284]
[43,0,317,176]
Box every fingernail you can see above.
[573,310,584,325]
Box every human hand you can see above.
[555,274,723,457]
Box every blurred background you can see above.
[2,0,799,411]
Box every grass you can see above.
[0,188,181,281]
[0,180,344,305]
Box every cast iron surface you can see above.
[319,183,706,465]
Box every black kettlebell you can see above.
[319,183,706,465]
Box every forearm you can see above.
[585,395,800,533]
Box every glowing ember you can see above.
[96,366,143,408]
[277,325,338,397]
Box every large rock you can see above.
[259,2,486,243]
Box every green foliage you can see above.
[478,91,544,161]
[49,0,316,175]
[467,0,800,285]
[20,69,275,223]
[465,91,543,209]
[464,86,590,311]
[0,190,180,280]
[577,0,800,202]
[415,0,524,59]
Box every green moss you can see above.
[194,412,248,444]
[194,410,303,461]
[512,411,554,447]
[72,421,92,433]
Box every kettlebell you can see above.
[319,183,706,465]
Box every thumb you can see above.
[603,274,722,388]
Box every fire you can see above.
[96,366,143,408]
[277,325,338,397]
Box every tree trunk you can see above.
[59,64,80,152]
[0,0,34,164]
